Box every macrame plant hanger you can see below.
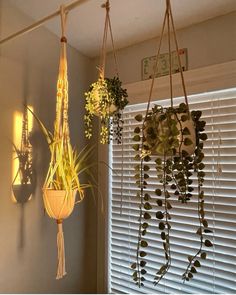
[99,0,119,80]
[135,0,191,287]
[99,0,125,212]
[143,0,188,124]
[42,5,70,280]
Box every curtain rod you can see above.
[0,0,90,46]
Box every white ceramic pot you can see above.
[43,189,76,220]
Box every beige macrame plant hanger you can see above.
[42,5,74,280]
[99,0,119,79]
[99,0,125,213]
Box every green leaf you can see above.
[155,158,162,165]
[184,137,193,146]
[144,193,150,201]
[134,154,141,161]
[170,184,177,190]
[144,173,149,179]
[155,189,162,196]
[132,271,137,277]
[188,256,193,262]
[205,239,213,247]
[200,133,207,141]
[140,251,147,257]
[188,272,193,279]
[144,202,152,210]
[156,211,164,219]
[132,144,140,151]
[142,229,146,236]
[198,171,205,178]
[182,127,190,135]
[198,163,205,170]
[166,175,172,182]
[190,266,197,273]
[194,260,201,267]
[144,155,151,162]
[196,228,202,235]
[161,232,166,240]
[143,165,150,171]
[181,115,188,122]
[143,212,151,220]
[133,135,140,142]
[142,222,149,229]
[159,222,165,230]
[140,260,146,267]
[141,240,148,248]
[141,269,147,275]
[135,114,143,122]
[204,229,213,233]
[156,199,162,206]
[201,252,207,259]
[131,263,137,269]
[134,126,141,133]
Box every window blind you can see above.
[109,88,236,294]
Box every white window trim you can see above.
[96,60,236,294]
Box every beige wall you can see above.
[0,0,97,293]
[93,12,236,84]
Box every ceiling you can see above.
[8,0,236,58]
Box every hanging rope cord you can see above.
[99,0,119,78]
[136,0,189,282]
[99,1,124,213]
[55,5,69,280]
[142,0,188,126]
[55,5,69,141]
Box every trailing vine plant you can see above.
[85,76,128,144]
[84,0,128,144]
[131,0,212,287]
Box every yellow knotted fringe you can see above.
[56,219,66,279]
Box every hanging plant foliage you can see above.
[12,104,35,204]
[84,0,129,144]
[131,0,212,287]
[85,76,128,144]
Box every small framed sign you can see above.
[141,48,188,80]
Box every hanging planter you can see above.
[143,103,196,156]
[28,6,94,280]
[12,105,35,204]
[84,0,128,144]
[131,0,212,287]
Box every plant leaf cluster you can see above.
[130,103,213,287]
[85,76,128,144]
[27,109,95,205]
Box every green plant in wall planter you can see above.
[84,0,129,144]
[130,0,213,287]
